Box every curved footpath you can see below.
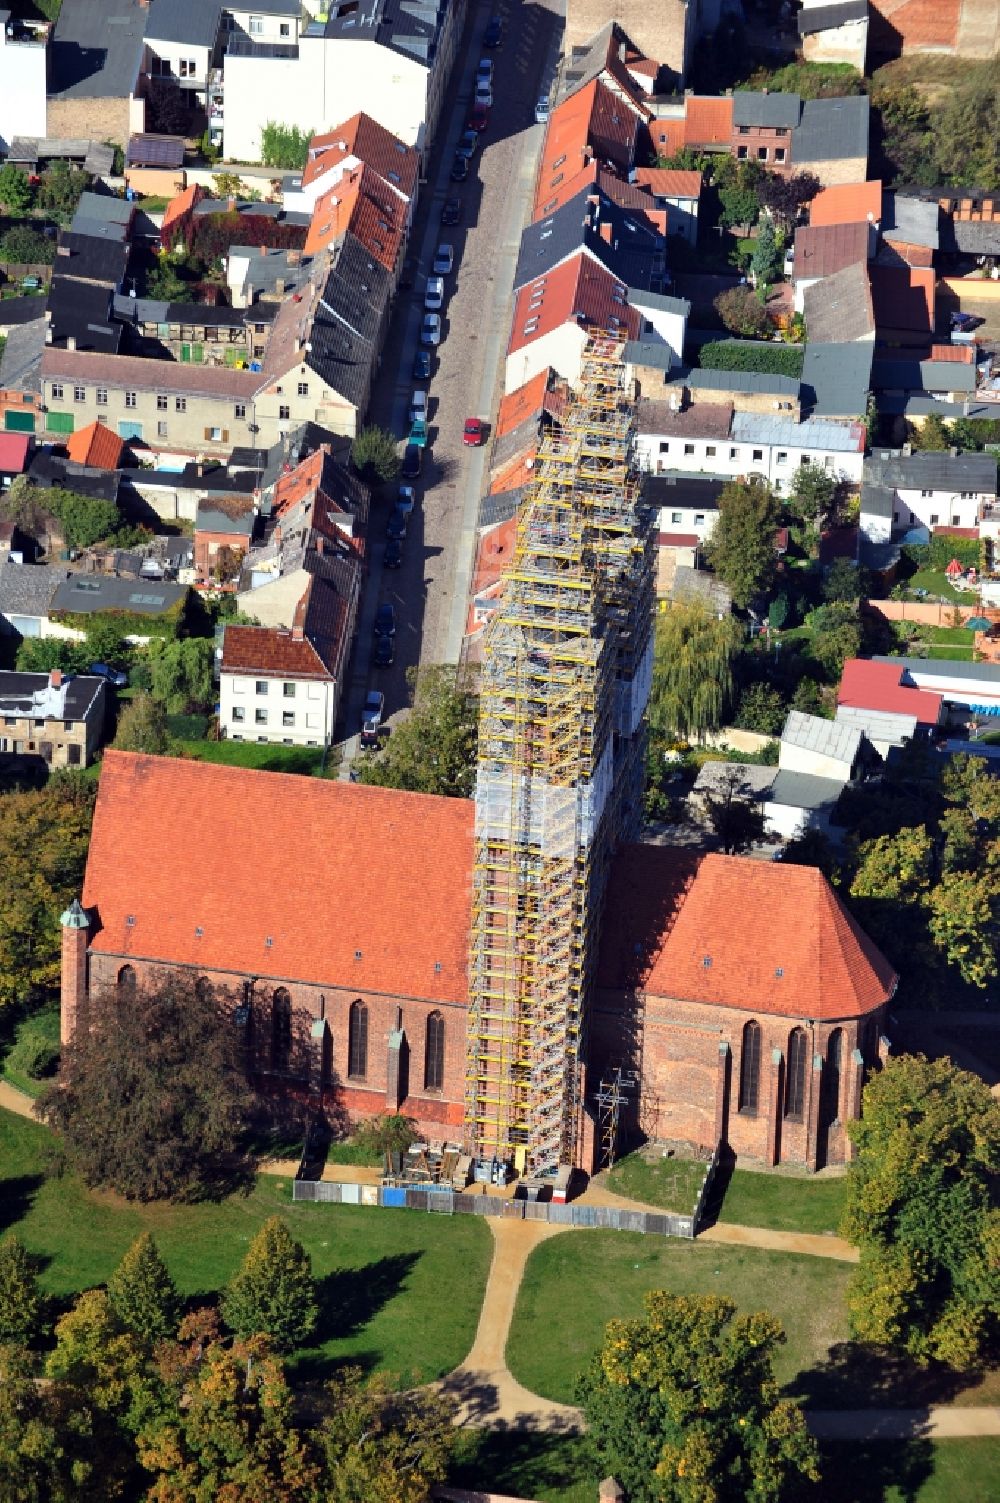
[3,1080,998,1438]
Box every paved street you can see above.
[336,0,564,758]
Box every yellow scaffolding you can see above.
[465,335,654,1175]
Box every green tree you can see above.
[822,557,864,603]
[578,1290,819,1503]
[46,1290,152,1431]
[735,682,786,735]
[912,413,950,452]
[113,694,173,755]
[751,218,781,286]
[14,637,91,676]
[648,603,741,742]
[791,676,825,717]
[354,1112,419,1175]
[779,828,838,877]
[146,637,215,713]
[0,164,34,214]
[0,775,95,1008]
[927,869,999,988]
[318,1367,455,1503]
[767,594,788,631]
[145,255,189,302]
[38,972,255,1202]
[222,1218,317,1352]
[107,1235,180,1347]
[713,284,769,338]
[0,1342,120,1503]
[786,464,836,551]
[0,1237,43,1347]
[260,121,313,170]
[704,766,767,855]
[872,83,935,188]
[932,64,1000,189]
[212,170,246,198]
[705,476,780,608]
[85,616,130,666]
[356,666,477,798]
[351,424,400,486]
[843,1055,1000,1368]
[714,157,764,230]
[36,160,88,219]
[808,601,862,678]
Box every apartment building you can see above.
[636,402,867,492]
[0,10,47,150]
[0,669,106,768]
[859,449,999,544]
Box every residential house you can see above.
[506,253,642,392]
[655,363,803,419]
[563,7,714,87]
[809,179,882,229]
[227,246,312,309]
[0,9,47,151]
[859,448,998,544]
[0,668,105,768]
[834,702,919,757]
[66,421,127,471]
[869,264,936,346]
[630,168,702,244]
[51,233,129,295]
[0,434,32,490]
[515,184,668,308]
[0,563,66,638]
[722,91,869,185]
[779,708,867,781]
[193,496,256,583]
[871,348,978,421]
[803,261,876,344]
[70,193,135,245]
[837,658,945,727]
[879,191,939,269]
[47,573,189,644]
[800,342,874,421]
[46,0,145,145]
[532,72,649,219]
[285,114,420,226]
[488,369,566,495]
[303,163,408,286]
[732,90,800,173]
[870,655,1000,713]
[791,220,873,313]
[798,0,868,70]
[636,402,866,492]
[647,472,726,544]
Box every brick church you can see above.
[61,750,896,1172]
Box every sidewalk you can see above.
[0,1079,36,1120]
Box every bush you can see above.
[5,1007,61,1082]
[260,121,313,171]
[713,284,769,338]
[735,681,787,735]
[351,425,400,486]
[0,164,34,214]
[36,160,87,219]
[0,225,55,266]
[698,340,803,378]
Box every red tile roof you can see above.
[649,118,686,158]
[532,78,645,217]
[633,168,702,199]
[304,164,405,269]
[649,852,897,1018]
[0,433,30,474]
[160,183,203,241]
[658,531,700,546]
[837,658,943,726]
[83,752,474,1004]
[810,180,882,228]
[930,343,974,363]
[221,622,334,679]
[302,113,419,200]
[793,220,871,279]
[65,420,125,470]
[684,96,734,147]
[471,514,517,598]
[507,253,640,355]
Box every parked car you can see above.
[534,96,551,124]
[456,129,479,160]
[409,389,428,424]
[424,274,445,311]
[421,311,442,345]
[463,416,484,447]
[441,196,462,225]
[384,537,403,569]
[374,602,396,637]
[396,484,416,517]
[401,442,422,478]
[450,153,469,182]
[432,243,454,275]
[374,634,394,667]
[360,689,384,744]
[474,81,493,108]
[483,13,503,46]
[468,101,489,133]
[476,57,494,87]
[386,508,408,540]
[412,347,432,381]
[89,662,127,688]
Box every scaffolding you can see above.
[466,335,654,1176]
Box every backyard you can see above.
[0,1107,491,1385]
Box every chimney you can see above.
[274,525,283,547]
[292,624,304,641]
[287,250,302,267]
[600,222,613,243]
[259,243,267,255]
[50,668,63,689]
[57,243,72,257]
[316,535,325,555]
[227,196,237,211]
[66,335,77,351]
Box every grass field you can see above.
[0,1108,490,1385]
[449,1432,1000,1503]
[607,1150,848,1235]
[907,570,965,604]
[176,738,328,775]
[506,1231,851,1405]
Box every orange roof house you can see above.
[301,113,419,203]
[159,183,204,250]
[66,420,125,470]
[507,254,641,358]
[810,180,883,228]
[684,95,735,148]
[633,168,702,200]
[495,370,551,437]
[304,164,406,271]
[532,78,647,217]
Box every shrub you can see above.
[260,122,313,171]
[713,284,769,338]
[0,225,55,266]
[698,340,803,378]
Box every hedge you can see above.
[50,596,189,641]
[698,341,804,378]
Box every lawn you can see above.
[176,738,328,775]
[448,1432,1000,1503]
[0,1108,490,1386]
[506,1231,851,1405]
[607,1150,848,1235]
[907,570,965,603]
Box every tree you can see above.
[36,160,88,219]
[735,682,786,735]
[648,603,741,743]
[0,1343,120,1503]
[756,171,821,232]
[3,480,121,549]
[318,1367,456,1503]
[808,601,862,678]
[222,1218,318,1352]
[786,464,836,549]
[146,79,191,136]
[750,218,781,286]
[578,1290,819,1503]
[714,157,764,231]
[779,828,838,877]
[145,255,189,302]
[713,284,769,338]
[354,1112,419,1175]
[705,477,780,608]
[822,557,864,603]
[704,766,767,855]
[14,636,91,676]
[38,973,255,1202]
[767,594,788,631]
[0,225,54,265]
[932,64,1000,190]
[107,1235,180,1347]
[843,1055,1000,1368]
[0,1237,43,1347]
[146,637,215,713]
[927,869,999,989]
[0,164,34,214]
[791,677,825,717]
[260,122,313,171]
[351,425,401,486]
[113,693,173,755]
[85,615,130,665]
[356,666,478,798]
[212,170,246,199]
[45,1289,154,1435]
[0,775,95,1008]
[912,413,950,452]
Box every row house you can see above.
[0,668,106,769]
[285,113,420,227]
[859,448,999,545]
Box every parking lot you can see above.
[337,0,564,755]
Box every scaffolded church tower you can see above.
[466,335,655,1175]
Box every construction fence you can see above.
[291,1178,696,1238]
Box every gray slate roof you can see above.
[680,366,800,397]
[50,0,146,100]
[865,449,998,494]
[624,339,676,372]
[801,341,873,418]
[943,219,1000,256]
[874,655,1000,685]
[883,192,939,250]
[872,358,976,395]
[768,769,846,811]
[50,574,188,617]
[646,473,727,511]
[793,95,869,163]
[798,0,867,33]
[733,92,801,129]
[0,670,104,721]
[731,411,864,452]
[803,261,874,343]
[860,481,894,521]
[0,319,46,394]
[781,709,861,765]
[145,0,222,48]
[0,563,66,620]
[835,703,918,746]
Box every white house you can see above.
[0,10,47,152]
[636,405,866,494]
[779,709,865,781]
[859,449,999,545]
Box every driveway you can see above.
[336,0,565,758]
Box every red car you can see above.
[463,417,484,447]
[468,101,489,133]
